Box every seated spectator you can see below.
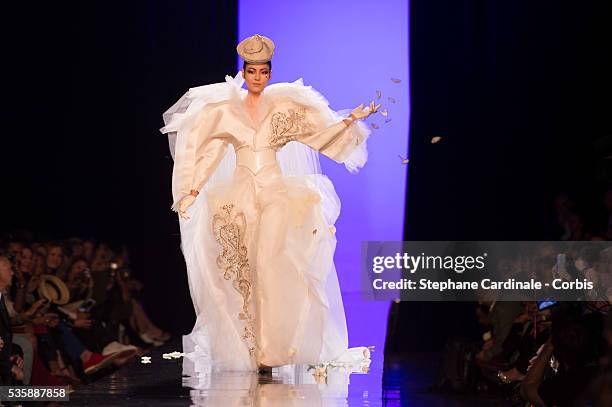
[111,247,170,345]
[3,252,138,384]
[475,299,523,367]
[0,254,14,385]
[65,257,93,302]
[521,305,605,406]
[1,232,170,389]
[45,242,66,279]
[496,302,551,384]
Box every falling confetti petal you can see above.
[163,351,185,359]
[398,155,409,164]
[385,118,392,123]
[376,90,382,99]
[380,109,388,117]
[391,78,401,83]
[431,136,442,144]
[141,356,152,364]
[312,229,317,235]
[371,123,380,129]
[388,97,396,103]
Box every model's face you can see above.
[242,63,271,94]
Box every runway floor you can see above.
[65,340,512,406]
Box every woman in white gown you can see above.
[160,34,377,373]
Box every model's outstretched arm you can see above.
[298,101,378,166]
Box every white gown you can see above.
[161,71,372,373]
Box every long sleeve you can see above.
[298,119,366,165]
[160,74,244,208]
[171,107,227,207]
[191,138,227,193]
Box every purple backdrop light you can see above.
[238,1,409,352]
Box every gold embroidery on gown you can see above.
[212,203,257,356]
[269,107,315,148]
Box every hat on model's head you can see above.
[236,34,275,63]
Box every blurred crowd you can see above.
[0,233,170,390]
[462,298,612,406]
[436,187,612,406]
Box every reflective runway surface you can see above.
[68,340,384,406]
[66,340,510,406]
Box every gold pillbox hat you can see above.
[236,34,275,63]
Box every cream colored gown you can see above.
[161,72,371,373]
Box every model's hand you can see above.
[176,195,196,220]
[349,101,380,121]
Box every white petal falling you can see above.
[391,78,401,83]
[162,351,186,359]
[431,136,442,144]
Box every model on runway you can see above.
[161,34,378,373]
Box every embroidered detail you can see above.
[269,107,315,148]
[212,203,257,356]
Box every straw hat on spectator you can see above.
[38,274,70,305]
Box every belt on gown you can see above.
[235,145,278,174]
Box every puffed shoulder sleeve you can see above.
[267,80,370,173]
[160,73,244,207]
[297,108,369,172]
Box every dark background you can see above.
[406,0,612,242]
[393,0,612,352]
[2,1,611,350]
[1,0,238,333]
